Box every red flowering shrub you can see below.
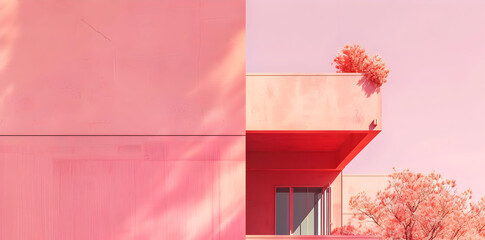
[332,224,368,236]
[333,44,389,87]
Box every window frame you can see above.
[274,185,331,235]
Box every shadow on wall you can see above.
[0,0,245,135]
[357,76,380,98]
[0,0,18,108]
[0,0,245,240]
[0,136,245,240]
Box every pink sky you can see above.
[247,0,485,197]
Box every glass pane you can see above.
[293,187,323,235]
[276,188,290,235]
[310,187,323,235]
[324,187,331,235]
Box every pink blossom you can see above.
[335,169,485,239]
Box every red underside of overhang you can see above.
[246,130,380,171]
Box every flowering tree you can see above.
[334,169,485,240]
[333,44,389,87]
[471,198,485,237]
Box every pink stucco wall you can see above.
[247,0,485,197]
[0,0,245,135]
[0,136,245,240]
[341,175,389,227]
[0,1,245,239]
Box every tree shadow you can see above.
[357,76,381,98]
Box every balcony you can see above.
[247,73,381,131]
[246,235,381,240]
[246,73,382,170]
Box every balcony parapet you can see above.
[247,73,382,132]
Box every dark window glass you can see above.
[275,187,290,235]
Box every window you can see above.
[276,188,290,235]
[275,187,331,235]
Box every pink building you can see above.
[0,1,380,239]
